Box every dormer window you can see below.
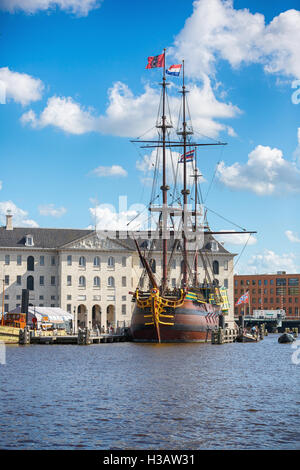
[211,241,218,252]
[25,234,34,246]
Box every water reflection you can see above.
[0,336,299,449]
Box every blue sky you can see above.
[0,0,300,274]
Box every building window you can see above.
[252,280,256,285]
[264,289,267,294]
[252,289,256,294]
[234,280,238,287]
[40,276,44,286]
[5,255,10,265]
[16,295,21,300]
[79,256,86,267]
[150,259,156,273]
[276,287,286,295]
[295,307,299,315]
[270,279,274,285]
[51,295,56,300]
[93,276,100,287]
[51,276,56,286]
[240,280,244,286]
[5,295,9,300]
[211,241,218,251]
[108,276,115,288]
[276,278,286,286]
[27,276,34,291]
[172,259,176,269]
[122,304,126,315]
[25,235,33,246]
[94,256,100,267]
[270,298,273,303]
[288,287,299,295]
[258,280,262,286]
[224,279,228,288]
[39,295,44,300]
[224,260,228,271]
[79,276,86,287]
[172,278,176,287]
[246,280,250,286]
[27,256,34,271]
[4,275,9,285]
[67,255,72,266]
[51,304,55,308]
[264,280,268,285]
[122,257,126,267]
[4,304,9,312]
[288,278,299,286]
[17,255,22,265]
[67,304,72,313]
[122,276,126,287]
[16,275,21,285]
[67,275,72,286]
[108,256,115,268]
[213,261,219,275]
[40,255,44,266]
[122,295,126,301]
[51,256,56,266]
[67,295,72,300]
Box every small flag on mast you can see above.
[179,149,195,163]
[146,53,165,69]
[166,64,182,76]
[235,291,249,306]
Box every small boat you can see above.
[278,333,295,344]
[235,332,259,343]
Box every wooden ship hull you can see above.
[130,290,220,343]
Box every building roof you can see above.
[0,226,232,254]
[0,226,92,249]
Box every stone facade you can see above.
[0,216,236,330]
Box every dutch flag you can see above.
[166,64,182,77]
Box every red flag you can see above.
[146,53,165,69]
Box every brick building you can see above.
[234,272,300,319]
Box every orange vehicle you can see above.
[4,313,27,329]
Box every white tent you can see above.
[10,306,73,326]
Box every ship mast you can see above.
[179,60,190,289]
[159,49,169,293]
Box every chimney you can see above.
[6,210,13,230]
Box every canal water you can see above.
[0,334,299,450]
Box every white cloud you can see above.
[0,201,38,227]
[22,78,240,138]
[215,230,257,246]
[217,144,300,195]
[90,205,146,232]
[285,230,300,243]
[21,96,96,134]
[91,165,127,177]
[38,203,66,217]
[237,249,298,275]
[293,127,300,163]
[171,0,300,79]
[0,67,44,106]
[0,0,101,16]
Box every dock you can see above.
[18,327,129,345]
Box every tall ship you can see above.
[130,51,254,342]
